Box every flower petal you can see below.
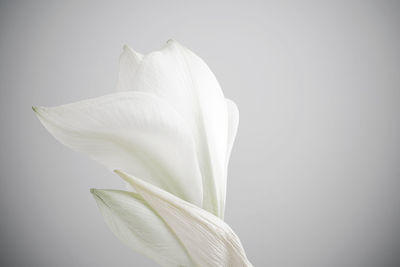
[115,170,253,267]
[91,188,194,267]
[118,40,228,217]
[116,45,144,91]
[225,99,239,166]
[219,98,240,218]
[34,92,203,206]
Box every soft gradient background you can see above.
[1,1,400,266]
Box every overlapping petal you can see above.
[117,41,228,217]
[91,188,194,267]
[34,92,203,206]
[115,170,253,267]
[34,41,249,266]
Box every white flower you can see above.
[34,40,252,267]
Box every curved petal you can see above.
[91,188,194,267]
[225,99,239,166]
[118,40,228,217]
[33,92,203,206]
[116,170,253,267]
[220,98,240,218]
[116,45,144,91]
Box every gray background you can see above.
[1,0,399,266]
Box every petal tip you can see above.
[122,44,130,52]
[114,169,131,184]
[166,39,181,47]
[120,44,142,60]
[90,188,104,200]
[32,106,47,117]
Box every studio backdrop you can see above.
[1,1,400,266]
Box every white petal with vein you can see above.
[91,188,194,267]
[34,92,203,206]
[116,170,253,267]
[118,41,228,217]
